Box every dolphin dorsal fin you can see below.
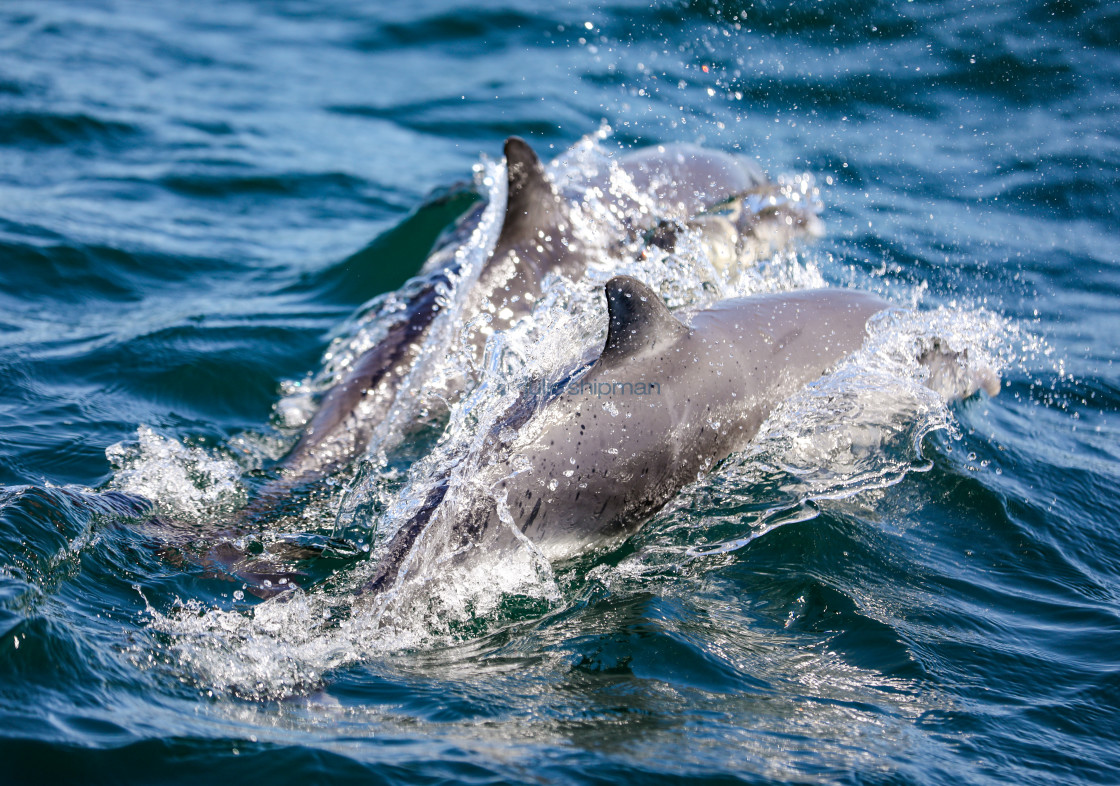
[599,276,688,364]
[497,136,562,247]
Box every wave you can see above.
[0,111,140,148]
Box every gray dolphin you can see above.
[361,276,900,595]
[266,138,777,501]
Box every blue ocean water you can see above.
[1,0,1118,783]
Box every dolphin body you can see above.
[267,137,780,499]
[361,276,898,595]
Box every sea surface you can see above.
[1,0,1118,783]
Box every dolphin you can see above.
[360,276,901,595]
[360,275,1001,599]
[263,137,785,501]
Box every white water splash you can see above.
[106,426,244,519]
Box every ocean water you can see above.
[1,0,1118,783]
